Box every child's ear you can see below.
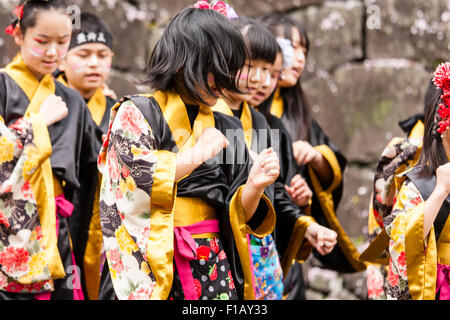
[13,27,24,46]
[58,57,66,71]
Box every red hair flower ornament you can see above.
[5,4,25,35]
[433,62,450,136]
[193,0,238,19]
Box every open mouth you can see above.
[253,91,266,101]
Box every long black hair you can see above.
[145,7,248,106]
[417,80,447,177]
[261,13,312,141]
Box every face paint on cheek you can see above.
[58,49,68,59]
[238,72,248,82]
[71,64,84,75]
[30,47,46,57]
[207,75,216,87]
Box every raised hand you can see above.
[102,82,118,100]
[247,148,280,191]
[38,94,68,127]
[305,223,338,256]
[285,174,313,207]
[292,140,322,166]
[194,127,230,163]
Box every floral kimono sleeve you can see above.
[384,179,427,300]
[98,100,177,300]
[0,114,56,292]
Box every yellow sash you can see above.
[4,55,65,281]
[212,99,253,150]
[269,87,283,118]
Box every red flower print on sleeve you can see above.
[0,211,10,228]
[388,260,399,287]
[120,104,144,137]
[0,247,29,274]
[411,195,422,206]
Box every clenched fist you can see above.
[305,223,337,256]
[194,127,229,163]
[285,174,313,207]
[247,148,280,191]
[39,94,68,127]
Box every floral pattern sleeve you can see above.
[98,100,163,300]
[0,114,55,293]
[384,179,424,300]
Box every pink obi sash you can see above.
[173,220,220,300]
[436,263,450,300]
[35,195,84,300]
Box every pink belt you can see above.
[173,220,220,300]
[35,195,84,300]
[436,263,450,300]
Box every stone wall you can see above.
[1,0,449,299]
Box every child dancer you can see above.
[382,62,450,300]
[97,2,279,300]
[0,0,101,300]
[261,13,367,299]
[213,17,337,300]
[55,11,116,300]
[56,12,116,133]
[362,81,435,299]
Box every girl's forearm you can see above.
[241,180,264,223]
[175,146,203,181]
[310,154,333,188]
[423,185,448,239]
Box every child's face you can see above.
[60,43,114,97]
[278,26,307,88]
[15,10,72,80]
[228,59,272,103]
[179,73,220,107]
[248,52,283,107]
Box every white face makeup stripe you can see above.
[30,47,45,57]
[46,43,57,56]
[264,73,271,86]
[89,54,99,66]
[254,67,261,81]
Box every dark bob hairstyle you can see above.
[145,7,248,105]
[231,17,278,65]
